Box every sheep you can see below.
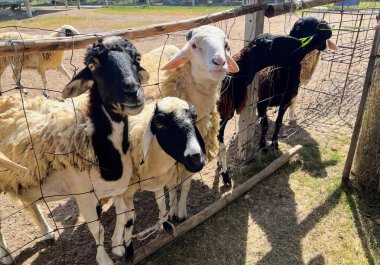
[0,25,80,98]
[0,36,148,265]
[287,17,338,122]
[117,96,206,262]
[139,25,239,221]
[217,17,337,185]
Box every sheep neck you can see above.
[185,63,221,119]
[88,85,129,181]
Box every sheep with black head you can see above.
[217,18,337,185]
[119,97,206,262]
[0,36,148,265]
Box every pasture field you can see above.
[0,5,379,265]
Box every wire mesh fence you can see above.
[0,2,379,264]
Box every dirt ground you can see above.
[0,6,379,265]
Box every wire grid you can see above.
[0,3,379,264]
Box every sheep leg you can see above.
[258,102,269,152]
[0,211,13,265]
[58,64,72,80]
[0,67,5,96]
[259,115,269,152]
[122,194,135,263]
[75,195,113,265]
[38,70,49,98]
[217,118,231,186]
[111,195,134,261]
[12,67,27,95]
[271,106,287,150]
[177,176,192,221]
[24,203,55,241]
[155,189,172,232]
[168,183,178,221]
[288,98,297,123]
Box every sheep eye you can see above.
[156,123,165,129]
[192,44,197,49]
[225,43,230,51]
[136,55,141,63]
[88,63,96,71]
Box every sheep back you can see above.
[141,45,179,100]
[0,95,95,194]
[0,31,65,71]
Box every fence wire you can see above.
[0,2,379,265]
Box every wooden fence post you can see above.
[342,27,380,186]
[24,0,32,17]
[77,0,81,9]
[237,0,264,160]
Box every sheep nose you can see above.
[189,153,205,168]
[122,80,139,94]
[212,56,226,66]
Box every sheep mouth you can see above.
[122,102,145,115]
[111,102,144,116]
[183,155,205,173]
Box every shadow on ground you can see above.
[0,8,67,22]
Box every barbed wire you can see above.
[0,2,378,264]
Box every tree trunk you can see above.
[352,58,380,192]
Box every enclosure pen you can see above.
[0,0,379,264]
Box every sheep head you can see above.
[62,36,148,116]
[161,25,239,82]
[142,97,206,173]
[289,16,338,52]
[56,25,80,37]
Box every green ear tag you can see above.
[299,35,314,48]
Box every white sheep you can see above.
[0,36,148,265]
[138,25,239,221]
[0,25,80,97]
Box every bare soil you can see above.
[0,7,378,265]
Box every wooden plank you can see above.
[0,0,344,57]
[237,0,264,160]
[128,145,302,264]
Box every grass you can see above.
[142,132,380,265]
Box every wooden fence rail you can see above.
[0,0,342,56]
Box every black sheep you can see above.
[217,17,336,185]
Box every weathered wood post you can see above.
[342,26,380,187]
[237,0,264,160]
[24,0,32,17]
[77,0,81,9]
[349,28,380,192]
[64,0,68,9]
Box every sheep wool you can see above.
[143,61,220,161]
[300,50,321,85]
[0,94,95,194]
[141,45,179,100]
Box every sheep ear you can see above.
[0,152,27,171]
[326,39,339,51]
[141,123,155,164]
[226,54,239,73]
[161,48,188,70]
[139,68,150,85]
[62,67,94,99]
